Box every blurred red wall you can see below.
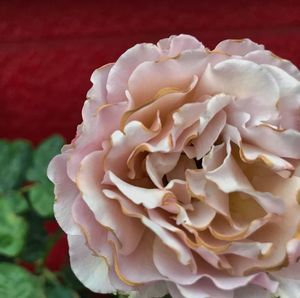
[1,0,300,144]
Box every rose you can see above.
[48,34,300,298]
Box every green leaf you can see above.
[45,284,78,298]
[26,135,64,184]
[2,191,29,214]
[20,212,48,263]
[0,140,32,192]
[0,263,45,298]
[28,181,55,217]
[0,199,27,257]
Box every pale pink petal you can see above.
[240,143,294,173]
[192,111,227,160]
[72,197,113,262]
[214,39,264,56]
[241,125,300,159]
[185,169,207,198]
[128,50,208,109]
[185,201,216,230]
[123,75,198,130]
[271,262,300,298]
[153,237,199,285]
[77,151,144,255]
[204,181,230,217]
[262,64,300,97]
[144,217,196,269]
[68,235,114,293]
[206,272,278,292]
[146,152,180,188]
[165,179,191,205]
[106,43,161,103]
[202,143,227,171]
[106,171,175,209]
[113,232,164,284]
[67,101,127,181]
[177,280,234,298]
[224,241,273,259]
[158,34,205,58]
[104,120,159,178]
[287,239,300,264]
[171,93,232,141]
[86,63,113,104]
[245,49,300,80]
[198,59,279,106]
[205,145,253,192]
[48,154,81,235]
[102,189,146,218]
[234,284,273,298]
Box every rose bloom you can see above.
[48,35,300,298]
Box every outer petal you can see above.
[128,50,208,108]
[157,34,205,57]
[112,232,164,284]
[214,39,264,56]
[86,63,113,104]
[77,151,144,255]
[67,101,127,181]
[48,154,81,235]
[68,235,114,293]
[233,284,273,298]
[106,43,161,103]
[198,59,279,107]
[177,280,234,298]
[271,262,300,298]
[245,49,300,80]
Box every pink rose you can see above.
[48,35,300,298]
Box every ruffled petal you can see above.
[106,171,175,209]
[68,235,114,293]
[86,63,113,104]
[198,59,279,107]
[77,151,144,255]
[48,154,81,235]
[158,34,205,58]
[106,43,161,103]
[128,50,208,109]
[214,39,264,56]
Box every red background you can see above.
[1,0,300,144]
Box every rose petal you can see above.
[146,152,180,188]
[234,284,273,298]
[214,39,264,56]
[48,154,81,235]
[128,50,208,109]
[158,34,205,58]
[106,171,175,209]
[245,50,300,80]
[198,59,279,107]
[87,63,113,103]
[68,235,114,293]
[241,125,300,159]
[77,151,144,255]
[106,43,161,103]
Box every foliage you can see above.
[0,136,106,298]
